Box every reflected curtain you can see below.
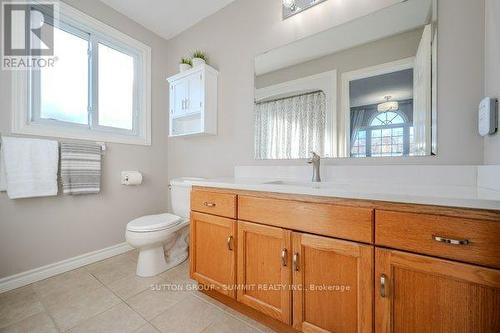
[255,91,326,159]
[350,109,365,153]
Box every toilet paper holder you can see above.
[121,171,143,185]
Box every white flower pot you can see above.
[192,57,206,67]
[179,63,192,72]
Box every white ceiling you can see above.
[99,0,237,40]
[255,0,432,75]
[350,69,413,107]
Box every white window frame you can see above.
[340,57,415,157]
[11,1,152,145]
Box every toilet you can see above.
[125,178,195,277]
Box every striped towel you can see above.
[60,142,101,195]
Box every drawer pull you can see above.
[203,202,216,207]
[281,248,288,267]
[293,253,299,271]
[380,274,388,298]
[433,235,469,246]
[227,236,233,251]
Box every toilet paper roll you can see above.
[121,171,143,185]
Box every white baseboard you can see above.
[0,242,134,294]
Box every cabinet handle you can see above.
[186,99,190,108]
[281,248,288,267]
[433,235,469,246]
[293,253,299,271]
[380,274,387,298]
[227,236,233,251]
[203,202,216,207]
[181,99,185,110]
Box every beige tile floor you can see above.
[0,251,275,333]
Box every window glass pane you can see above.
[98,43,134,130]
[350,130,366,157]
[40,26,89,124]
[371,126,404,157]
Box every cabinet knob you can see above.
[293,253,299,271]
[380,274,388,298]
[433,235,469,246]
[281,248,288,267]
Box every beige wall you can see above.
[165,0,485,182]
[484,0,500,164]
[0,0,170,278]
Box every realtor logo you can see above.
[2,1,58,69]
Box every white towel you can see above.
[1,136,59,199]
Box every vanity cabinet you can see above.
[167,64,218,137]
[190,187,500,333]
[292,232,373,333]
[237,221,292,324]
[375,248,500,333]
[189,211,236,298]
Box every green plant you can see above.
[180,57,192,65]
[192,50,207,61]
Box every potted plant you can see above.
[192,51,207,67]
[179,57,192,72]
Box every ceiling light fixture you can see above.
[282,0,297,11]
[282,0,327,20]
[377,96,399,112]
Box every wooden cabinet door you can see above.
[292,232,373,333]
[375,248,500,333]
[190,212,236,298]
[237,221,292,324]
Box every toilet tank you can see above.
[169,178,203,219]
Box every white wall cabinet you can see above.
[167,64,218,137]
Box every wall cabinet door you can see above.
[237,221,292,324]
[190,212,237,298]
[292,232,373,333]
[170,78,188,118]
[187,71,204,114]
[375,248,500,333]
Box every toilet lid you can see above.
[127,213,182,232]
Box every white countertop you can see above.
[188,177,500,211]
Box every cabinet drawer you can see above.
[375,210,500,268]
[239,196,374,243]
[191,190,237,218]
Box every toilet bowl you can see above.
[125,178,197,277]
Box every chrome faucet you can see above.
[308,152,321,182]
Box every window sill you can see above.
[12,122,151,146]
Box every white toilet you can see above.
[125,178,194,277]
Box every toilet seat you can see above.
[127,213,182,232]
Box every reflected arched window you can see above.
[351,110,413,158]
[370,111,405,126]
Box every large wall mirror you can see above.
[254,0,437,159]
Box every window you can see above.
[369,112,405,157]
[351,130,366,157]
[350,110,414,157]
[12,2,151,145]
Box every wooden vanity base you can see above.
[190,186,500,333]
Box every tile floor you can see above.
[0,251,275,333]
